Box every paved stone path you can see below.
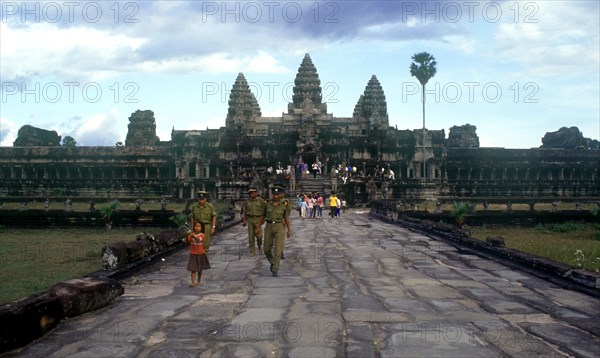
[5,211,600,357]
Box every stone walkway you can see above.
[4,211,600,357]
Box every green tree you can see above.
[410,52,437,178]
[62,135,77,147]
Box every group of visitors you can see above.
[185,185,346,286]
[296,191,345,219]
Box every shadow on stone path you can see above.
[4,211,600,357]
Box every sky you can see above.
[1,0,599,148]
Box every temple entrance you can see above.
[303,153,316,167]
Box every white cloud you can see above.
[0,117,18,146]
[65,109,123,146]
[0,22,145,82]
[492,1,599,76]
[136,51,290,75]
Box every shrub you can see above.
[451,202,475,227]
[548,222,585,233]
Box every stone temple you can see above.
[0,54,599,204]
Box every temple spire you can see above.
[291,53,322,110]
[226,73,261,129]
[354,75,389,130]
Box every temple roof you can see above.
[227,73,261,119]
[292,54,322,109]
[354,75,389,125]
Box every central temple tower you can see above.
[288,54,327,115]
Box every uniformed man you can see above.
[243,187,266,256]
[258,185,292,277]
[190,191,217,253]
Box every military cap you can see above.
[248,187,257,193]
[196,190,208,199]
[271,186,285,194]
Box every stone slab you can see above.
[342,310,411,323]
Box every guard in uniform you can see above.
[259,185,292,277]
[243,187,266,256]
[190,191,217,253]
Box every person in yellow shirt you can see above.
[329,192,339,219]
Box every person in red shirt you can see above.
[187,222,211,287]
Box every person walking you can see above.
[329,192,339,219]
[243,187,266,256]
[259,186,292,277]
[316,193,323,218]
[190,191,217,253]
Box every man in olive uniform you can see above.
[258,186,292,277]
[190,191,217,252]
[243,187,266,256]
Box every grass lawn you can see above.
[470,223,600,272]
[0,227,165,304]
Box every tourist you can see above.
[297,194,304,217]
[306,194,314,219]
[316,193,323,218]
[299,194,307,219]
[186,222,211,287]
[190,191,217,253]
[259,186,292,277]
[243,187,266,256]
[329,192,339,218]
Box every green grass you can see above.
[470,223,600,271]
[0,227,164,304]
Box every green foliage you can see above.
[99,200,119,221]
[169,211,189,228]
[62,135,77,147]
[410,52,437,86]
[548,222,585,233]
[450,201,475,227]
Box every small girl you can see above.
[187,222,211,287]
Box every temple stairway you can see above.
[292,174,330,196]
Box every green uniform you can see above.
[262,199,289,273]
[190,202,216,252]
[244,197,266,255]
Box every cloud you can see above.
[492,1,599,76]
[63,109,123,146]
[0,22,145,83]
[136,51,290,75]
[1,1,467,84]
[0,117,18,146]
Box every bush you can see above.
[548,222,585,233]
[451,202,475,227]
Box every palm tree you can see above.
[410,52,437,178]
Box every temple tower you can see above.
[125,110,159,146]
[226,73,262,131]
[354,75,389,130]
[289,54,327,114]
